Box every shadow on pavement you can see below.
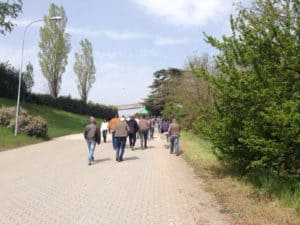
[93,158,111,164]
[123,156,139,161]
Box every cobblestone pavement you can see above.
[0,133,230,225]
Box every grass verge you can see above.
[0,97,97,151]
[181,132,300,225]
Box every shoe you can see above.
[176,153,179,156]
[88,161,92,165]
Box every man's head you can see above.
[172,119,176,123]
[89,116,96,124]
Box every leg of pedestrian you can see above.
[132,133,136,150]
[143,131,148,149]
[139,132,144,149]
[102,130,107,143]
[87,140,96,165]
[115,137,121,161]
[119,137,126,161]
[170,136,174,154]
[174,137,180,156]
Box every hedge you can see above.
[0,62,118,119]
[24,93,117,119]
[0,63,26,100]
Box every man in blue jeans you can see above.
[138,115,149,149]
[109,115,120,150]
[168,119,180,156]
[114,117,129,162]
[84,117,100,165]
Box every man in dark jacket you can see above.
[127,115,139,150]
[115,117,129,162]
[84,117,100,165]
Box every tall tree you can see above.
[23,62,34,92]
[38,3,71,98]
[144,68,182,116]
[73,39,96,103]
[0,0,22,35]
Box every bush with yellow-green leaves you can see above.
[0,107,47,137]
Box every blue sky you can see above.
[0,0,239,106]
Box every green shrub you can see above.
[0,106,48,137]
[8,113,48,137]
[193,0,300,176]
[21,116,47,137]
[0,107,15,126]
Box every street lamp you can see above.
[14,16,62,136]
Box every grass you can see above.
[0,97,97,151]
[181,132,300,225]
[0,125,41,150]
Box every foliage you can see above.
[23,62,34,92]
[25,93,117,120]
[0,0,22,35]
[74,38,96,103]
[144,68,183,116]
[161,103,184,122]
[8,113,47,137]
[0,106,47,137]
[38,3,71,98]
[193,0,300,175]
[0,106,15,126]
[0,62,26,100]
[145,55,215,130]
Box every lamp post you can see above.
[14,16,62,136]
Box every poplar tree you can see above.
[23,62,34,92]
[38,3,71,98]
[73,39,96,103]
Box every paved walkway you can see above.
[0,133,230,225]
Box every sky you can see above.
[0,0,241,107]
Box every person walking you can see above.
[138,115,149,149]
[109,115,120,150]
[149,117,155,139]
[84,117,101,165]
[161,119,170,148]
[168,119,180,156]
[100,118,109,143]
[127,115,139,150]
[114,117,129,162]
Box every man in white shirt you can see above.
[100,119,109,143]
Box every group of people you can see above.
[83,115,180,165]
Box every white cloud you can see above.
[13,18,192,46]
[133,0,233,26]
[154,36,191,46]
[67,27,149,40]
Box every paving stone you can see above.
[0,133,230,225]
